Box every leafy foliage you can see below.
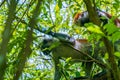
[0,0,120,80]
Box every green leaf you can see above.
[87,26,104,36]
[114,52,120,58]
[49,41,60,50]
[111,31,120,42]
[104,53,108,60]
[75,71,80,77]
[58,0,62,9]
[66,57,72,62]
[55,4,60,12]
[104,22,118,35]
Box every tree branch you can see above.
[13,0,43,80]
[0,0,18,79]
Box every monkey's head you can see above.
[74,11,90,26]
[74,9,110,26]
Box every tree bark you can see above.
[13,0,42,80]
[0,0,17,80]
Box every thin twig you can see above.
[0,0,5,7]
[15,0,26,13]
[11,0,34,35]
[48,1,55,25]
[61,70,68,80]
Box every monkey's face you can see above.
[74,10,110,27]
[74,11,90,26]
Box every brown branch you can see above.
[15,16,28,25]
[15,0,26,13]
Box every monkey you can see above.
[41,33,107,80]
[73,9,120,80]
[74,9,120,27]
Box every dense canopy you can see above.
[0,0,120,80]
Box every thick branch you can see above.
[83,0,101,26]
[13,0,42,80]
[0,0,17,80]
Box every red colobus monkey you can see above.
[41,32,108,80]
[74,9,120,27]
[41,36,91,80]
